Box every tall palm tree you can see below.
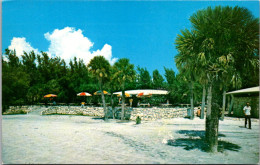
[112,58,135,120]
[88,56,110,121]
[188,6,259,152]
[108,66,119,119]
[175,29,200,120]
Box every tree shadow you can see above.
[167,130,241,152]
[177,130,226,138]
[91,117,104,120]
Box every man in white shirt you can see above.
[243,102,251,129]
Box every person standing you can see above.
[129,98,133,107]
[243,102,251,129]
[81,102,85,108]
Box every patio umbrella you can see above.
[117,92,131,97]
[137,92,152,97]
[44,94,57,98]
[77,92,92,96]
[94,90,111,95]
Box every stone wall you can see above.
[41,106,105,117]
[233,96,259,118]
[3,105,200,121]
[3,106,33,114]
[40,106,194,120]
[129,107,195,121]
[113,107,198,121]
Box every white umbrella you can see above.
[113,89,169,95]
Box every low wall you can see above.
[129,107,190,121]
[3,106,33,114]
[3,105,199,121]
[41,106,105,116]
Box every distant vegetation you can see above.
[2,49,191,111]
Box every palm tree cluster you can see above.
[175,6,259,152]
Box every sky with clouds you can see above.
[2,1,259,75]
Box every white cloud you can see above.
[44,27,117,65]
[8,37,40,58]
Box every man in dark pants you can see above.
[243,102,251,129]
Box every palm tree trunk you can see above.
[228,94,234,116]
[220,89,226,121]
[121,89,125,120]
[110,93,115,119]
[200,85,206,119]
[190,81,194,120]
[99,79,107,121]
[205,83,219,152]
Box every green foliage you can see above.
[164,67,175,85]
[136,66,152,89]
[88,56,110,83]
[175,5,259,107]
[112,58,136,89]
[152,69,165,89]
[136,116,141,124]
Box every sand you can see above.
[2,112,259,164]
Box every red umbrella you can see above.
[77,92,92,96]
[137,92,152,97]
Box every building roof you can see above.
[226,86,259,95]
[113,89,169,95]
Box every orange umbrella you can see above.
[117,92,131,97]
[44,94,57,98]
[94,90,110,95]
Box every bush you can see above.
[136,116,141,124]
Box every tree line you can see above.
[2,49,195,111]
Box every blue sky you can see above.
[2,0,259,77]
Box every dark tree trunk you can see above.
[190,81,194,120]
[205,83,220,152]
[220,89,226,121]
[110,94,115,119]
[121,89,125,120]
[99,79,107,121]
[228,94,234,116]
[200,85,206,119]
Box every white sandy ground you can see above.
[1,110,259,164]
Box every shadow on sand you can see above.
[167,130,241,152]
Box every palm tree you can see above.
[175,29,199,120]
[108,66,119,119]
[88,56,110,121]
[188,6,259,152]
[112,58,135,120]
